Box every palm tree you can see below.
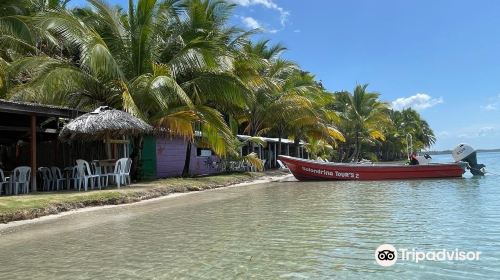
[333,84,388,162]
[0,0,438,172]
[235,40,344,160]
[381,108,436,160]
[304,137,334,160]
[3,0,249,177]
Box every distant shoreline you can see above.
[426,149,500,155]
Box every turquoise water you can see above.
[0,152,499,279]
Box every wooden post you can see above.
[268,144,271,166]
[273,143,277,167]
[105,133,112,159]
[30,115,37,192]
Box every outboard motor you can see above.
[452,144,486,176]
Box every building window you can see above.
[197,148,212,157]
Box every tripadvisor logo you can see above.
[375,244,397,266]
[375,244,481,267]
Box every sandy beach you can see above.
[0,172,292,230]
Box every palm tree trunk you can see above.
[354,130,360,161]
[347,131,360,162]
[294,138,300,157]
[182,141,192,177]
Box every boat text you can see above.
[302,167,359,179]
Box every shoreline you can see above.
[0,172,292,229]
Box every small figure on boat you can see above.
[409,153,419,165]
[409,153,432,165]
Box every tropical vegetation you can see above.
[0,0,435,177]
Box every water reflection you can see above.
[0,153,499,279]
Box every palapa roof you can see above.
[59,106,153,141]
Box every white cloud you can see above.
[480,94,500,111]
[481,104,497,111]
[241,16,261,29]
[239,16,280,34]
[478,126,496,137]
[230,0,290,27]
[293,29,301,33]
[449,125,500,139]
[437,131,450,138]
[391,93,443,111]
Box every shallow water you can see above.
[1,153,499,279]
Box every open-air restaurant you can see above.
[0,101,151,195]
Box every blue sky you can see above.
[70,0,500,150]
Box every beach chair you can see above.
[120,158,132,186]
[0,168,9,195]
[51,167,66,191]
[38,167,54,191]
[76,159,101,191]
[11,166,31,195]
[105,158,131,188]
[91,161,109,188]
[277,159,289,171]
[67,166,83,191]
[106,159,121,188]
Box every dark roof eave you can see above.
[0,99,84,118]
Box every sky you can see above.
[69,0,500,150]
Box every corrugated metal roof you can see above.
[236,135,304,145]
[0,99,84,117]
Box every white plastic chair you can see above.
[38,167,53,191]
[106,158,132,188]
[76,159,101,191]
[0,168,9,195]
[51,167,66,191]
[106,160,123,188]
[68,166,82,191]
[121,158,132,186]
[11,166,31,195]
[91,161,109,188]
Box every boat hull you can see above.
[278,156,465,181]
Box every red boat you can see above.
[278,155,466,181]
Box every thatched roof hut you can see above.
[59,106,152,141]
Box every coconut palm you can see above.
[4,0,251,177]
[304,137,334,160]
[333,84,388,162]
[380,108,436,160]
[0,0,437,173]
[235,40,344,160]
